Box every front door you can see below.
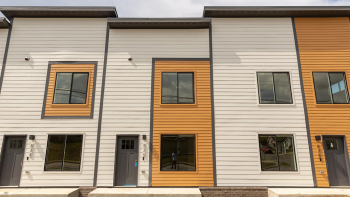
[0,136,26,186]
[323,136,350,186]
[115,136,138,186]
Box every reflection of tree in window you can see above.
[160,135,196,171]
[259,135,297,171]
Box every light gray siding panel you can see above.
[98,29,209,186]
[212,18,313,187]
[0,18,107,187]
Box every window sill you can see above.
[258,104,295,107]
[159,103,197,107]
[314,104,350,108]
[260,171,299,174]
[50,103,89,108]
[42,171,82,174]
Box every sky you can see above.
[0,0,350,17]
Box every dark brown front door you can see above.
[115,136,138,186]
[323,136,350,186]
[0,136,26,186]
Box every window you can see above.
[122,140,134,149]
[45,135,83,171]
[161,135,196,171]
[326,140,339,150]
[9,140,23,150]
[162,72,194,104]
[313,72,349,104]
[259,134,297,171]
[53,72,89,104]
[257,72,293,104]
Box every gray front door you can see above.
[323,136,350,186]
[0,136,26,186]
[115,136,138,186]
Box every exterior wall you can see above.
[212,18,314,186]
[152,60,213,186]
[0,18,107,186]
[294,17,350,187]
[98,29,209,186]
[0,28,9,85]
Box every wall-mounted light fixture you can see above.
[25,57,30,61]
[29,135,35,140]
[143,135,147,140]
[315,135,321,141]
[128,57,133,61]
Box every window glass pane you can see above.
[326,140,339,150]
[273,73,292,104]
[161,135,178,171]
[259,135,278,171]
[178,135,196,171]
[10,140,15,149]
[122,140,125,149]
[63,135,82,171]
[162,73,178,104]
[18,140,23,149]
[71,73,89,104]
[329,73,348,104]
[276,135,297,171]
[45,135,65,171]
[53,73,72,104]
[130,140,134,149]
[313,73,332,104]
[258,73,275,104]
[178,73,194,104]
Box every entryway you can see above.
[114,136,138,186]
[0,136,26,186]
[323,136,350,186]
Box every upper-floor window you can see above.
[257,72,293,104]
[53,72,89,104]
[161,72,194,104]
[313,72,349,104]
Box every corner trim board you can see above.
[0,17,13,93]
[41,61,98,119]
[291,17,317,187]
[209,21,217,187]
[93,23,110,187]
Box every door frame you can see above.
[113,134,140,186]
[0,135,27,187]
[322,135,350,187]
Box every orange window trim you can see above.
[43,63,96,117]
[295,17,350,187]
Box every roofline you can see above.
[0,18,10,29]
[203,6,350,17]
[107,18,211,29]
[0,6,117,18]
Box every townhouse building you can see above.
[0,6,348,189]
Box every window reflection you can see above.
[162,72,194,104]
[313,72,349,104]
[161,135,196,171]
[259,135,297,171]
[257,72,292,104]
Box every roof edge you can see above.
[0,18,10,29]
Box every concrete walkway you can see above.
[88,188,202,197]
[0,188,79,197]
[269,188,350,197]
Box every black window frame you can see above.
[161,72,195,104]
[52,72,90,104]
[44,134,83,171]
[160,134,196,171]
[312,72,349,104]
[258,134,298,172]
[257,72,293,104]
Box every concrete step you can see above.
[268,188,350,197]
[0,188,79,197]
[88,188,202,197]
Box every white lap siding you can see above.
[98,29,209,186]
[212,18,314,186]
[0,18,107,186]
[0,29,8,87]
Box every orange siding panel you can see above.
[295,17,350,187]
[44,64,95,117]
[152,61,214,186]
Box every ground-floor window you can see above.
[259,134,297,171]
[160,134,196,171]
[44,135,83,171]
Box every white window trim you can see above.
[255,71,296,106]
